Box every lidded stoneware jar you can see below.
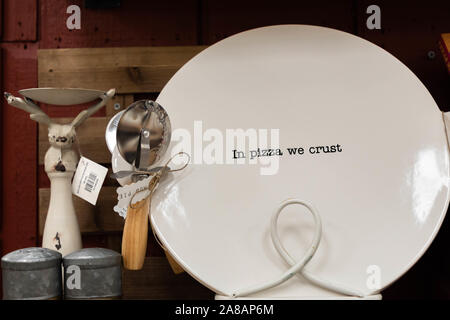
[1,247,62,300]
[63,248,122,299]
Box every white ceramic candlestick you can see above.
[4,88,115,256]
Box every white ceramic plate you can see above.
[19,88,105,105]
[153,25,449,298]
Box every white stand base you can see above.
[42,171,82,257]
[215,294,382,300]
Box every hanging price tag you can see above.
[72,157,108,205]
[113,176,152,219]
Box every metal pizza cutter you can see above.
[114,100,172,270]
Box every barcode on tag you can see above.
[85,172,98,193]
[72,157,108,205]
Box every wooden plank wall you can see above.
[123,257,212,299]
[36,46,205,239]
[36,46,210,298]
[37,46,207,93]
[1,0,449,299]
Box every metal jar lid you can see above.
[1,247,62,271]
[63,248,121,269]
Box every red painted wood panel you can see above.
[1,42,38,254]
[201,0,355,45]
[2,0,37,41]
[40,102,106,118]
[39,0,199,49]
[0,46,2,236]
[0,0,3,38]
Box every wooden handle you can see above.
[165,251,185,274]
[122,197,150,270]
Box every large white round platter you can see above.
[153,25,449,298]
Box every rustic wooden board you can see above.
[38,46,207,93]
[39,0,199,48]
[2,0,37,41]
[39,187,123,235]
[122,257,214,299]
[38,117,111,165]
[37,94,133,120]
[105,94,134,116]
[106,234,122,253]
[165,251,186,274]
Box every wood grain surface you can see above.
[38,46,207,93]
[122,197,150,270]
[122,257,214,300]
